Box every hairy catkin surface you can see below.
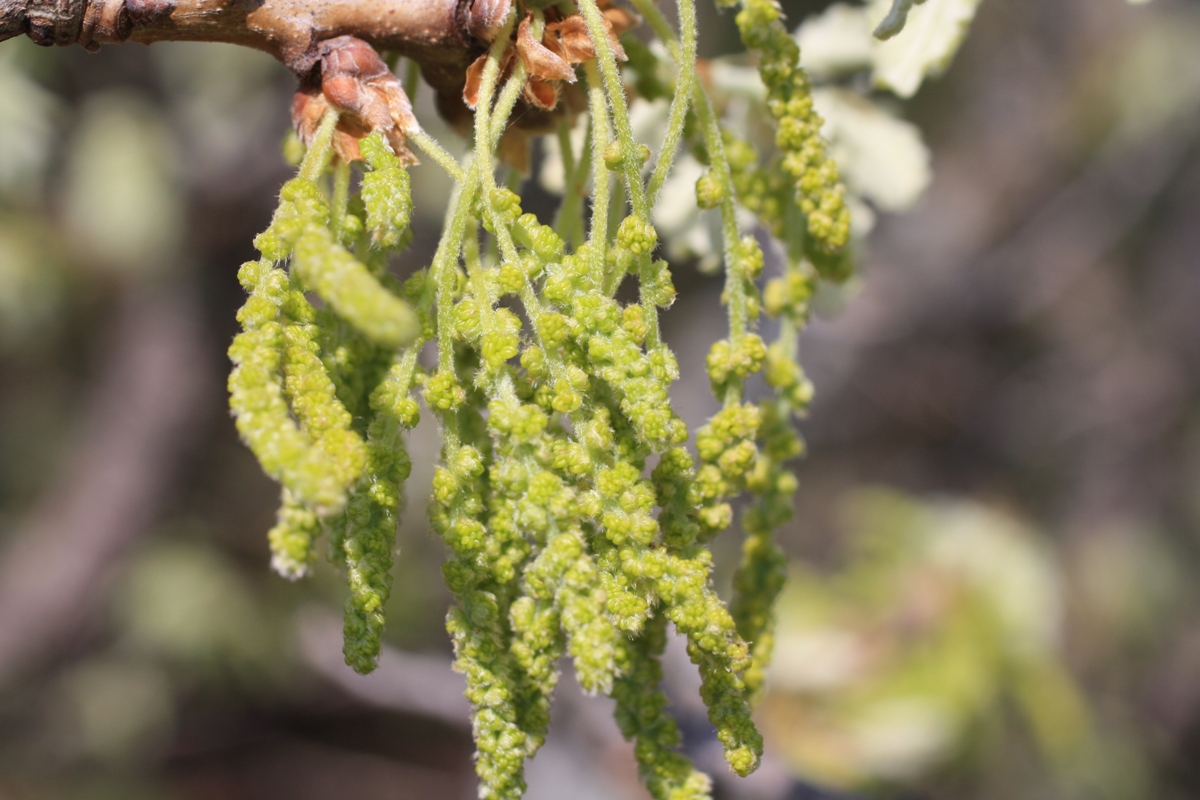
[229,0,847,792]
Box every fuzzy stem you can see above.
[628,0,746,395]
[584,59,613,271]
[553,119,586,246]
[575,0,648,221]
[428,7,514,389]
[408,128,467,182]
[645,0,696,203]
[627,0,673,43]
[299,109,340,181]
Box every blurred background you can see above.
[1,0,1199,797]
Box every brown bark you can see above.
[0,287,211,690]
[0,0,607,167]
[0,0,486,93]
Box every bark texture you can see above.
[0,0,484,92]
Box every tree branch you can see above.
[0,0,487,92]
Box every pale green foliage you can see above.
[790,1,984,100]
[762,491,1095,787]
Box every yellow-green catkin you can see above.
[267,489,322,579]
[732,257,815,699]
[612,616,714,800]
[234,127,423,675]
[228,259,365,514]
[228,0,869,787]
[731,0,851,255]
[359,133,414,249]
[279,280,370,504]
[293,226,419,348]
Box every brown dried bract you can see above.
[516,14,575,83]
[292,35,419,164]
[543,15,598,64]
[462,2,636,114]
[599,0,639,39]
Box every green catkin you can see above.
[732,258,814,698]
[359,132,414,249]
[266,489,322,579]
[731,0,851,254]
[425,37,553,799]
[612,615,714,800]
[731,401,798,698]
[292,225,419,348]
[554,533,620,694]
[447,591,529,800]
[316,308,391,427]
[432,378,532,798]
[340,353,420,673]
[228,0,867,790]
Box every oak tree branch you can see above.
[0,0,496,98]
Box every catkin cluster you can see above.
[231,125,421,673]
[229,0,846,796]
[721,0,852,266]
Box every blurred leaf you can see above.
[845,697,955,780]
[156,42,289,176]
[63,93,182,276]
[1069,526,1183,648]
[114,539,278,677]
[1105,10,1200,145]
[0,216,67,348]
[796,4,875,79]
[870,0,982,98]
[0,48,62,201]
[813,87,932,213]
[58,657,175,763]
[762,490,1094,789]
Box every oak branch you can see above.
[2,0,498,85]
[0,0,521,158]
